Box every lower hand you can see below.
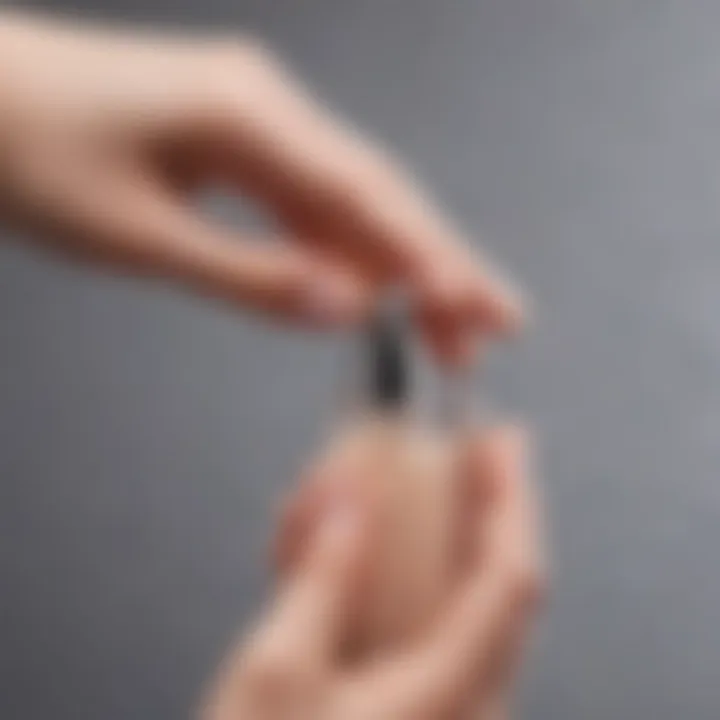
[201,427,544,720]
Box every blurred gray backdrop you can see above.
[2,1,720,718]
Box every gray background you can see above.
[2,1,720,718]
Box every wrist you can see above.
[0,14,26,153]
[0,13,40,217]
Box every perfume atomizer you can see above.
[348,303,477,430]
[365,309,409,409]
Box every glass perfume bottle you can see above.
[323,303,462,657]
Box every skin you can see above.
[277,419,460,658]
[202,427,545,720]
[0,13,543,717]
[0,12,522,362]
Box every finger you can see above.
[201,475,363,718]
[51,171,373,326]
[416,248,524,366]
[435,427,541,705]
[146,204,375,326]
[466,483,540,720]
[285,147,524,349]
[452,421,503,581]
[195,46,524,349]
[253,484,366,673]
[467,428,545,720]
[392,427,543,717]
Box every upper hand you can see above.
[0,13,522,362]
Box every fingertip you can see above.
[416,263,528,364]
[421,241,526,334]
[449,246,527,336]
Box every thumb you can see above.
[254,488,366,671]
[167,223,372,327]
[60,176,372,326]
[199,489,364,720]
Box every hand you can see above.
[0,12,521,362]
[201,428,545,720]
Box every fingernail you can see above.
[302,275,365,326]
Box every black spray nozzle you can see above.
[366,310,409,407]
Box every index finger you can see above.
[203,44,524,357]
